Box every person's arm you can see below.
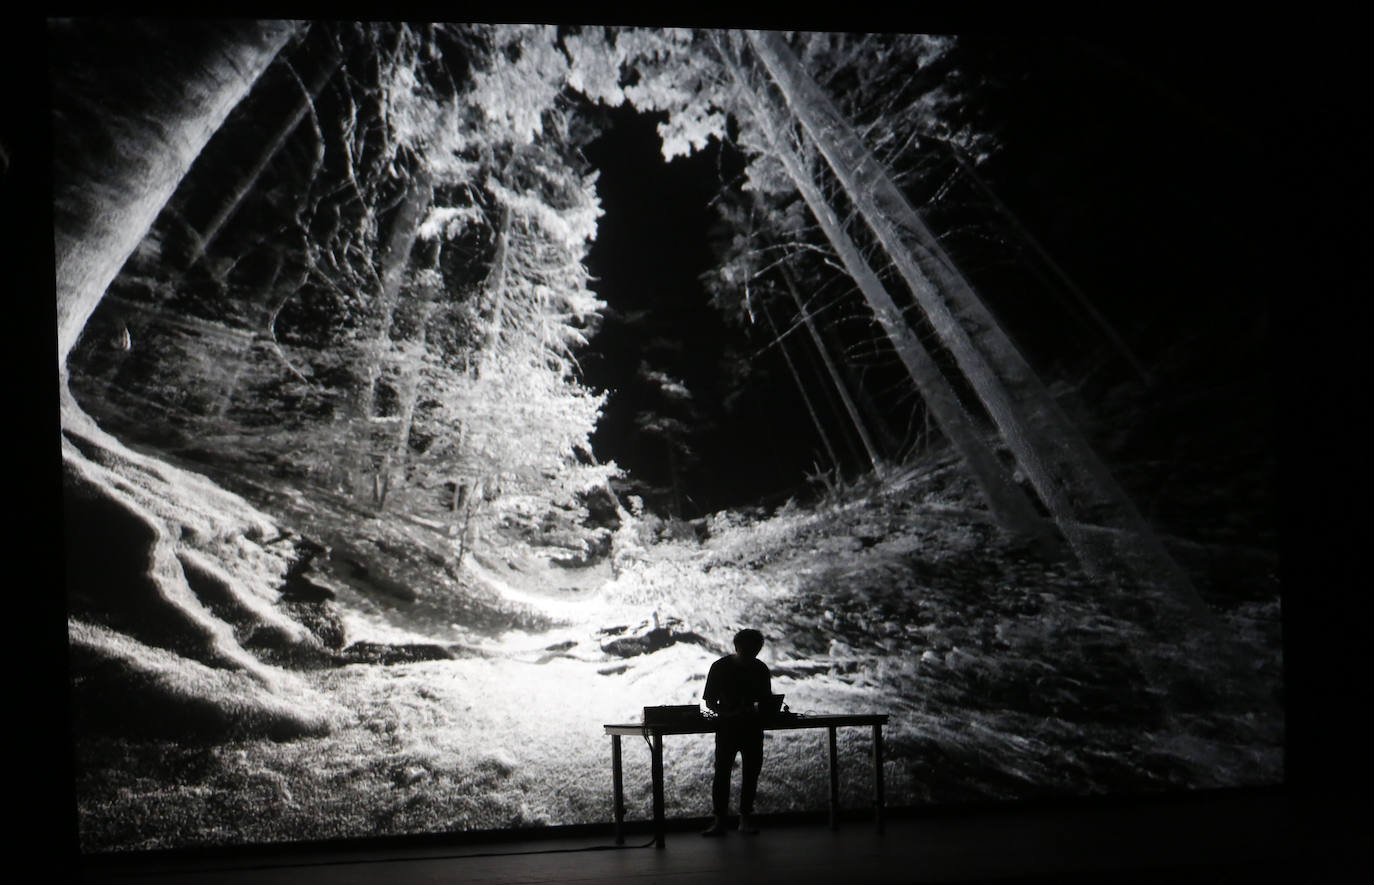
[703,660,722,713]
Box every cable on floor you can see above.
[97,835,661,878]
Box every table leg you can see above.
[611,734,625,845]
[827,726,840,830]
[872,723,885,833]
[651,732,666,849]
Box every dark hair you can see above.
[733,628,764,656]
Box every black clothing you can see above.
[702,654,771,719]
[713,727,763,816]
[703,654,771,817]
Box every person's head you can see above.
[732,628,765,660]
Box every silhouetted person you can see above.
[701,628,771,836]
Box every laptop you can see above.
[761,694,785,715]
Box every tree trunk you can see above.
[348,167,434,500]
[775,259,885,470]
[744,31,1283,728]
[483,203,513,357]
[352,166,435,423]
[721,39,1055,550]
[454,478,482,577]
[745,29,1194,596]
[377,244,444,511]
[55,20,298,381]
[757,296,843,472]
[782,293,871,473]
[54,19,342,740]
[209,56,333,422]
[185,48,343,271]
[945,140,1151,384]
[840,356,905,456]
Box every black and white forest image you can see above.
[53,21,1283,852]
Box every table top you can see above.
[603,713,888,736]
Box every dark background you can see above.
[13,17,1370,872]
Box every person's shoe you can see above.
[737,814,759,835]
[701,817,728,837]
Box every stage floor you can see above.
[76,789,1304,884]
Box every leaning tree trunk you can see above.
[721,40,1056,551]
[54,19,344,741]
[756,296,844,473]
[745,29,1195,595]
[56,20,295,384]
[944,140,1151,385]
[742,30,1281,728]
[775,256,885,471]
[184,47,343,271]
